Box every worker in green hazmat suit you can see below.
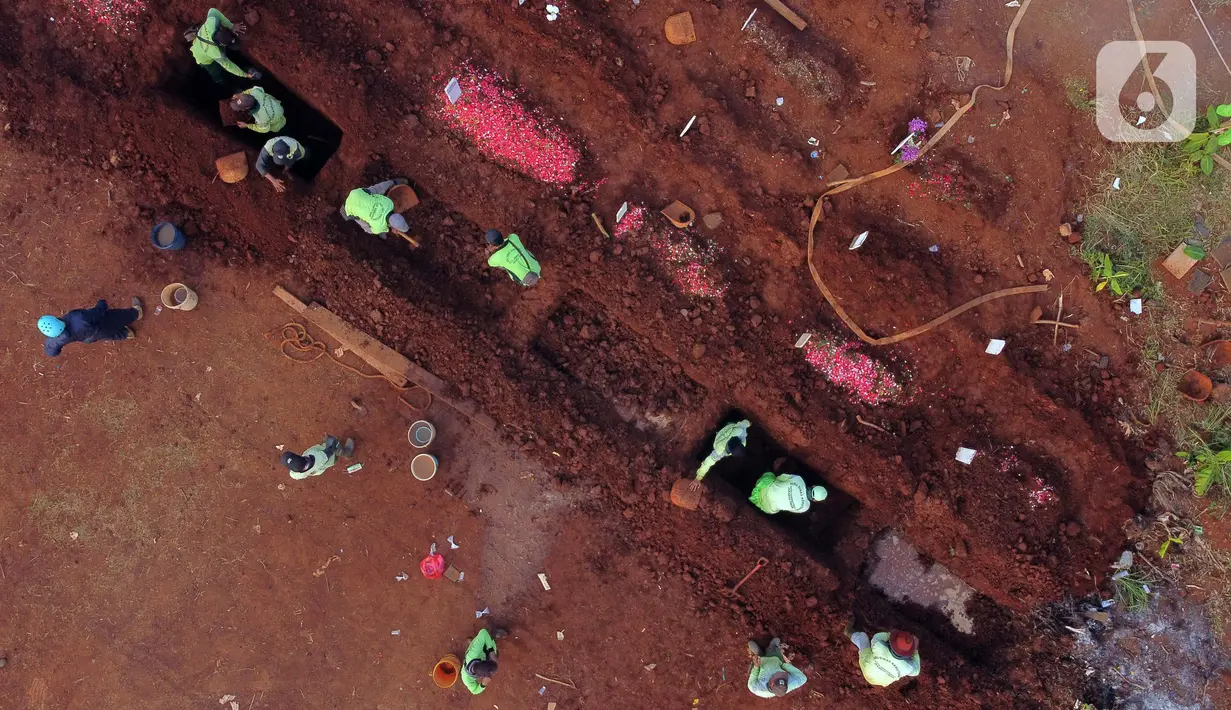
[229,87,285,133]
[690,419,750,491]
[190,8,261,84]
[484,230,541,286]
[460,627,508,694]
[850,628,921,687]
[749,471,828,514]
[340,178,411,236]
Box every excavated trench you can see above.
[161,55,342,179]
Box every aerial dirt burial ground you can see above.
[3,0,1231,707]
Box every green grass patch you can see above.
[1080,144,1231,299]
[1063,76,1097,113]
[1112,570,1154,611]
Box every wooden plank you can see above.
[273,285,309,313]
[763,0,807,30]
[273,286,497,430]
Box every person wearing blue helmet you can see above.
[39,297,143,357]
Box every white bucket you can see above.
[408,420,436,448]
[411,453,438,481]
[160,282,199,311]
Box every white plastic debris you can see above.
[391,629,401,636]
[546,4,560,21]
[807,137,819,146]
[538,573,552,591]
[556,630,565,641]
[794,333,812,348]
[1006,0,1020,6]
[891,132,916,155]
[1112,177,1122,190]
[444,77,462,104]
[218,695,236,706]
[775,97,784,106]
[448,535,460,549]
[1136,115,1147,126]
[1112,570,1129,580]
[275,444,285,451]
[1129,298,1142,315]
[928,244,940,253]
[616,201,629,223]
[985,339,1006,355]
[538,686,547,695]
[849,231,869,250]
[679,115,697,138]
[476,607,491,618]
[395,572,409,582]
[1113,550,1134,569]
[429,542,437,555]
[346,463,363,474]
[955,447,977,465]
[70,531,78,541]
[741,8,757,30]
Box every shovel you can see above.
[391,228,420,248]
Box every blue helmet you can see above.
[37,316,65,338]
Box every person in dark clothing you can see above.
[255,137,306,193]
[39,297,143,357]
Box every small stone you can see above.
[369,309,383,323]
[703,212,723,229]
[867,17,880,29]
[244,9,261,25]
[589,250,602,263]
[751,314,763,327]
[1065,522,1083,536]
[1016,542,1028,552]
[385,42,396,52]
[927,51,941,61]
[442,216,455,226]
[364,49,383,65]
[692,344,706,360]
[913,482,928,504]
[917,24,931,39]
[805,596,818,608]
[973,274,984,284]
[1058,223,1072,237]
[1067,231,1082,245]
[623,508,635,519]
[745,85,756,98]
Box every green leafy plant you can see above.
[1158,535,1185,558]
[1181,103,1231,175]
[1112,570,1153,611]
[1176,446,1231,496]
[1091,252,1131,294]
[1184,244,1207,260]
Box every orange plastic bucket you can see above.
[433,653,461,688]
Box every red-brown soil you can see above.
[4,0,1231,707]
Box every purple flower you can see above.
[908,117,928,133]
[901,146,920,162]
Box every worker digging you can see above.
[484,229,541,286]
[746,636,807,698]
[749,467,828,515]
[255,137,306,193]
[341,178,412,237]
[229,87,286,134]
[690,418,750,491]
[849,627,921,687]
[281,435,356,480]
[189,7,261,84]
[39,297,144,357]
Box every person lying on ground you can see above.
[849,627,921,687]
[190,8,261,84]
[749,470,827,515]
[461,627,508,694]
[340,178,411,237]
[690,419,750,491]
[484,229,541,286]
[229,87,285,133]
[746,637,807,698]
[39,297,143,357]
[281,435,354,480]
[255,137,306,193]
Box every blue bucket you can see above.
[151,222,186,251]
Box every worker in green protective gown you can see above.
[690,419,749,491]
[484,230,541,286]
[850,628,921,687]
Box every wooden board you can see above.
[764,0,808,30]
[273,286,497,430]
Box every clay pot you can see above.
[1208,340,1231,369]
[1178,369,1213,402]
